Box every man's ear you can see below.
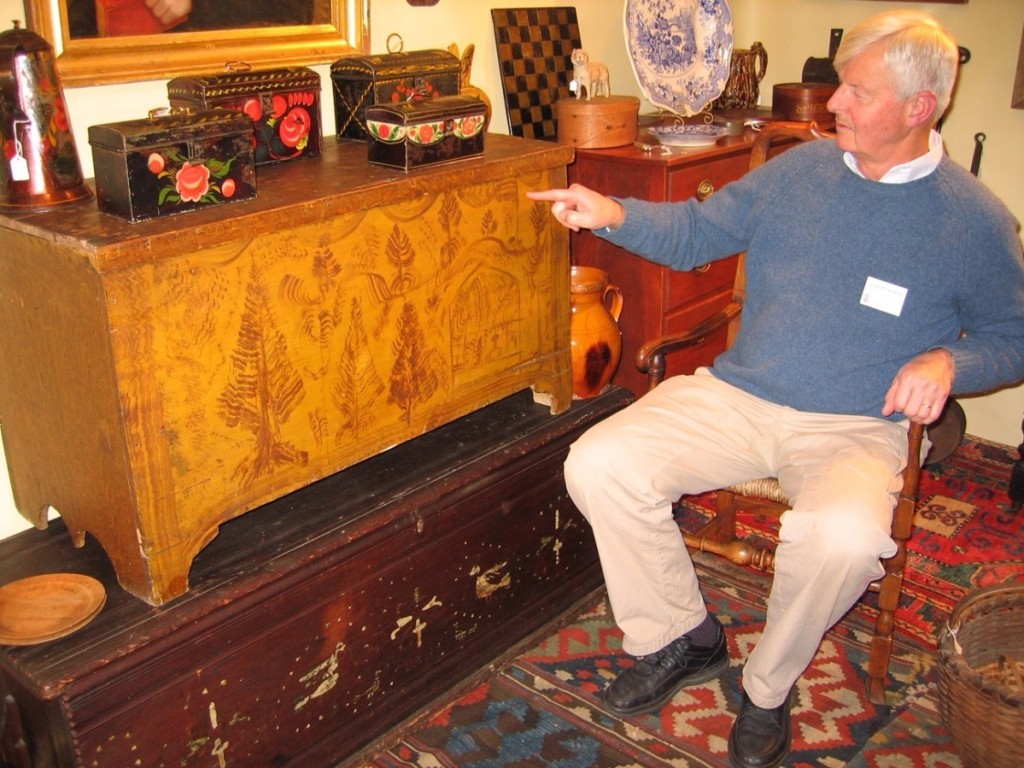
[907,91,938,128]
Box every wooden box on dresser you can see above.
[0,135,574,606]
[0,386,631,768]
[569,130,791,396]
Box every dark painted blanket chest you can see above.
[0,387,630,768]
[331,49,460,141]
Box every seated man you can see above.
[528,9,1024,768]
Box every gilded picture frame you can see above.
[26,0,370,88]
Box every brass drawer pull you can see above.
[695,263,711,273]
[696,179,715,201]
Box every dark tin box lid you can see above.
[367,94,484,124]
[88,109,254,152]
[167,66,320,101]
[330,49,458,80]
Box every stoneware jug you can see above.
[0,22,92,211]
[570,265,623,398]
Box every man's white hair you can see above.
[834,10,959,122]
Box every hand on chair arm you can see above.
[882,348,955,424]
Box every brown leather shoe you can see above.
[603,615,728,716]
[727,688,793,768]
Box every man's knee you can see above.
[782,504,895,569]
[564,424,620,494]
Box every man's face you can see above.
[827,44,919,177]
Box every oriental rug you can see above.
[355,437,1023,767]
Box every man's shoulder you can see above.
[758,133,841,171]
[933,156,1018,226]
[746,134,843,191]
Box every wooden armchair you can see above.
[635,122,966,704]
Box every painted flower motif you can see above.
[278,107,311,149]
[390,79,438,103]
[260,92,317,160]
[243,98,264,122]
[271,94,288,119]
[175,162,211,202]
[452,115,485,139]
[152,149,244,208]
[287,91,316,107]
[408,121,445,145]
[44,96,71,155]
[367,121,406,143]
[51,98,70,133]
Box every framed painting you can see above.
[26,0,369,87]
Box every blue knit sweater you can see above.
[599,139,1024,419]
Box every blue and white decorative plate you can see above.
[624,0,734,116]
[648,123,731,146]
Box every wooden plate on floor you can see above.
[0,573,106,646]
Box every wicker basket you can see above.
[937,583,1024,767]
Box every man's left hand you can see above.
[882,348,955,424]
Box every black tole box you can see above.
[89,109,256,223]
[330,49,461,141]
[366,94,486,171]
[167,67,322,166]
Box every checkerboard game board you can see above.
[491,7,582,140]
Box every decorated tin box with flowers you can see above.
[88,108,256,223]
[366,94,486,171]
[167,67,321,166]
[330,49,461,141]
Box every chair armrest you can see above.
[636,302,742,390]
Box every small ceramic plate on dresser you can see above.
[624,0,734,116]
[648,124,732,147]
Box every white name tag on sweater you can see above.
[860,276,907,317]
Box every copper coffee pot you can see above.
[0,21,92,212]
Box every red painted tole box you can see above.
[167,67,322,166]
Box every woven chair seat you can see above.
[725,478,789,504]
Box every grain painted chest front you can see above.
[0,135,574,605]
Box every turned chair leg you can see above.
[1009,413,1024,510]
[865,544,907,705]
[682,489,777,570]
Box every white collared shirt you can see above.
[843,129,945,184]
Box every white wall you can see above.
[0,0,1021,539]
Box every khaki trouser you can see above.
[564,369,912,709]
